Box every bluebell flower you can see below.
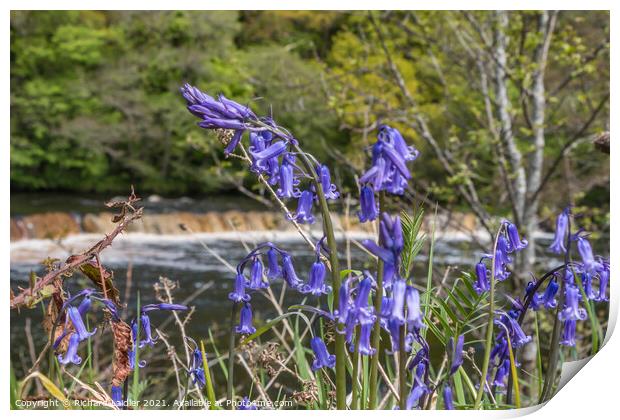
[405,363,429,410]
[111,385,123,408]
[334,279,352,324]
[358,185,379,223]
[405,286,425,331]
[549,208,569,254]
[229,273,251,303]
[266,247,282,280]
[139,314,157,348]
[310,337,336,371]
[505,222,528,252]
[276,155,301,199]
[390,278,407,325]
[183,91,254,131]
[449,335,464,375]
[67,306,96,342]
[582,272,597,300]
[559,285,587,321]
[58,333,82,365]
[299,260,331,296]
[317,164,339,200]
[474,261,490,294]
[497,313,531,348]
[290,190,315,224]
[281,253,302,289]
[235,302,256,335]
[443,385,455,410]
[78,295,92,316]
[141,303,189,312]
[250,141,288,173]
[596,261,609,302]
[538,279,559,309]
[360,156,388,192]
[189,348,206,388]
[493,359,511,387]
[560,319,577,346]
[248,258,268,290]
[238,397,258,410]
[577,237,601,274]
[379,125,420,162]
[357,323,376,355]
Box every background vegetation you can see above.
[10,11,609,226]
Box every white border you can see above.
[3,2,616,419]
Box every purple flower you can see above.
[235,302,256,335]
[560,319,577,346]
[334,280,352,324]
[139,314,157,348]
[299,260,331,296]
[474,261,490,294]
[390,278,407,324]
[78,296,92,316]
[443,385,455,410]
[357,323,376,355]
[229,273,251,303]
[358,185,379,223]
[248,258,268,290]
[559,285,587,321]
[58,333,82,365]
[266,247,282,280]
[276,155,301,199]
[189,348,206,388]
[281,253,302,289]
[310,337,336,371]
[141,303,189,312]
[406,286,425,330]
[290,190,315,224]
[67,306,96,342]
[582,272,597,300]
[538,279,559,309]
[181,84,256,135]
[495,311,531,349]
[596,263,609,302]
[549,209,569,254]
[505,222,528,252]
[577,237,601,274]
[238,397,258,410]
[111,385,123,407]
[405,363,429,410]
[250,141,288,172]
[317,164,339,200]
[493,359,511,387]
[449,335,464,375]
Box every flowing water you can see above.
[11,192,604,390]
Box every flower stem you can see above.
[368,192,386,409]
[226,302,238,407]
[291,143,345,409]
[540,215,572,403]
[351,326,361,410]
[473,225,503,409]
[398,325,407,410]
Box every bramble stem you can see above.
[368,192,386,409]
[226,302,238,406]
[473,225,503,409]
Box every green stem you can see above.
[540,215,572,403]
[351,326,361,410]
[227,302,238,407]
[368,192,386,409]
[473,225,503,409]
[291,143,345,409]
[132,291,141,404]
[398,325,407,410]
